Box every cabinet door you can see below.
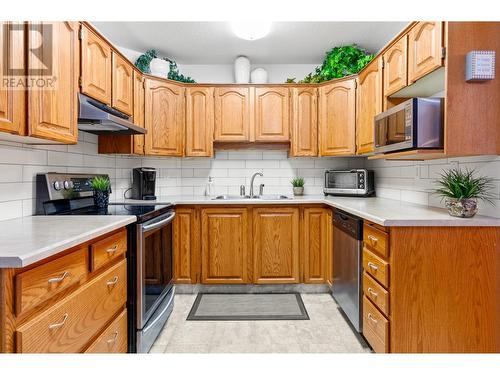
[173,207,200,284]
[80,24,112,105]
[291,87,318,156]
[201,207,250,284]
[0,22,25,135]
[185,86,214,157]
[144,78,184,156]
[357,58,383,154]
[319,78,356,156]
[28,22,79,143]
[254,87,290,142]
[112,52,133,116]
[253,207,300,284]
[214,87,250,141]
[408,22,443,83]
[302,207,331,284]
[383,35,408,96]
[132,70,145,154]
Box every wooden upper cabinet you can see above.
[319,78,356,156]
[201,207,250,284]
[253,207,300,284]
[383,35,408,96]
[0,22,25,135]
[357,58,383,155]
[28,22,79,143]
[302,207,330,284]
[111,52,133,116]
[185,86,214,157]
[132,70,145,154]
[80,24,112,105]
[254,87,290,142]
[144,78,184,156]
[214,87,250,142]
[291,87,318,156]
[408,22,443,83]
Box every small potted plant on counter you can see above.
[435,168,494,218]
[91,176,111,210]
[291,177,305,196]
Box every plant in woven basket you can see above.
[434,168,495,218]
[90,176,111,209]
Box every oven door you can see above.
[374,101,414,153]
[136,210,175,329]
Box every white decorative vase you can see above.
[251,68,268,83]
[149,58,169,77]
[234,56,250,83]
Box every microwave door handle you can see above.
[141,212,176,233]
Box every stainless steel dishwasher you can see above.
[331,209,363,332]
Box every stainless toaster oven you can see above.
[324,169,375,197]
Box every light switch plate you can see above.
[466,51,495,81]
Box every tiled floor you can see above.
[149,293,371,353]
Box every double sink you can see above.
[212,195,290,201]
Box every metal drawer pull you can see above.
[367,262,379,271]
[48,313,68,329]
[106,276,119,286]
[367,235,378,243]
[367,313,378,324]
[367,287,378,297]
[106,331,119,344]
[106,245,118,253]
[48,271,69,284]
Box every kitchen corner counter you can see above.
[0,215,136,268]
[112,195,500,227]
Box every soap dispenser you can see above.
[205,176,214,197]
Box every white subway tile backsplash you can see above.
[246,160,280,169]
[0,165,23,183]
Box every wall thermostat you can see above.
[466,51,495,81]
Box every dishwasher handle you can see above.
[332,209,363,240]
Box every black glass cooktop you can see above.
[57,203,172,222]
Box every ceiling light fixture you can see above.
[231,21,272,41]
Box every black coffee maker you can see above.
[131,167,157,200]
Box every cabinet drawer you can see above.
[16,259,127,353]
[363,223,389,258]
[15,247,88,316]
[90,229,127,271]
[363,296,389,353]
[85,309,127,353]
[363,247,389,288]
[363,272,389,316]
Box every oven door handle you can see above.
[141,211,176,233]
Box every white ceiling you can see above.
[92,22,408,64]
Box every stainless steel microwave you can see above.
[374,98,444,154]
[324,169,375,197]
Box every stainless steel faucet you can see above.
[249,172,263,198]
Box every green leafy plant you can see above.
[434,168,495,204]
[135,49,195,83]
[90,176,111,193]
[286,44,374,84]
[291,177,305,188]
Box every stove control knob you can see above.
[63,180,73,190]
[53,181,62,191]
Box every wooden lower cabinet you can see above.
[0,228,128,353]
[253,207,300,284]
[301,207,331,284]
[201,207,251,284]
[173,207,200,283]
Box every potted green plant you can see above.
[291,177,305,196]
[90,176,111,209]
[434,168,494,218]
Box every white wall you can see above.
[118,46,318,84]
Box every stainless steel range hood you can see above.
[78,93,147,135]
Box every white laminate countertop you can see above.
[112,195,500,227]
[0,215,136,268]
